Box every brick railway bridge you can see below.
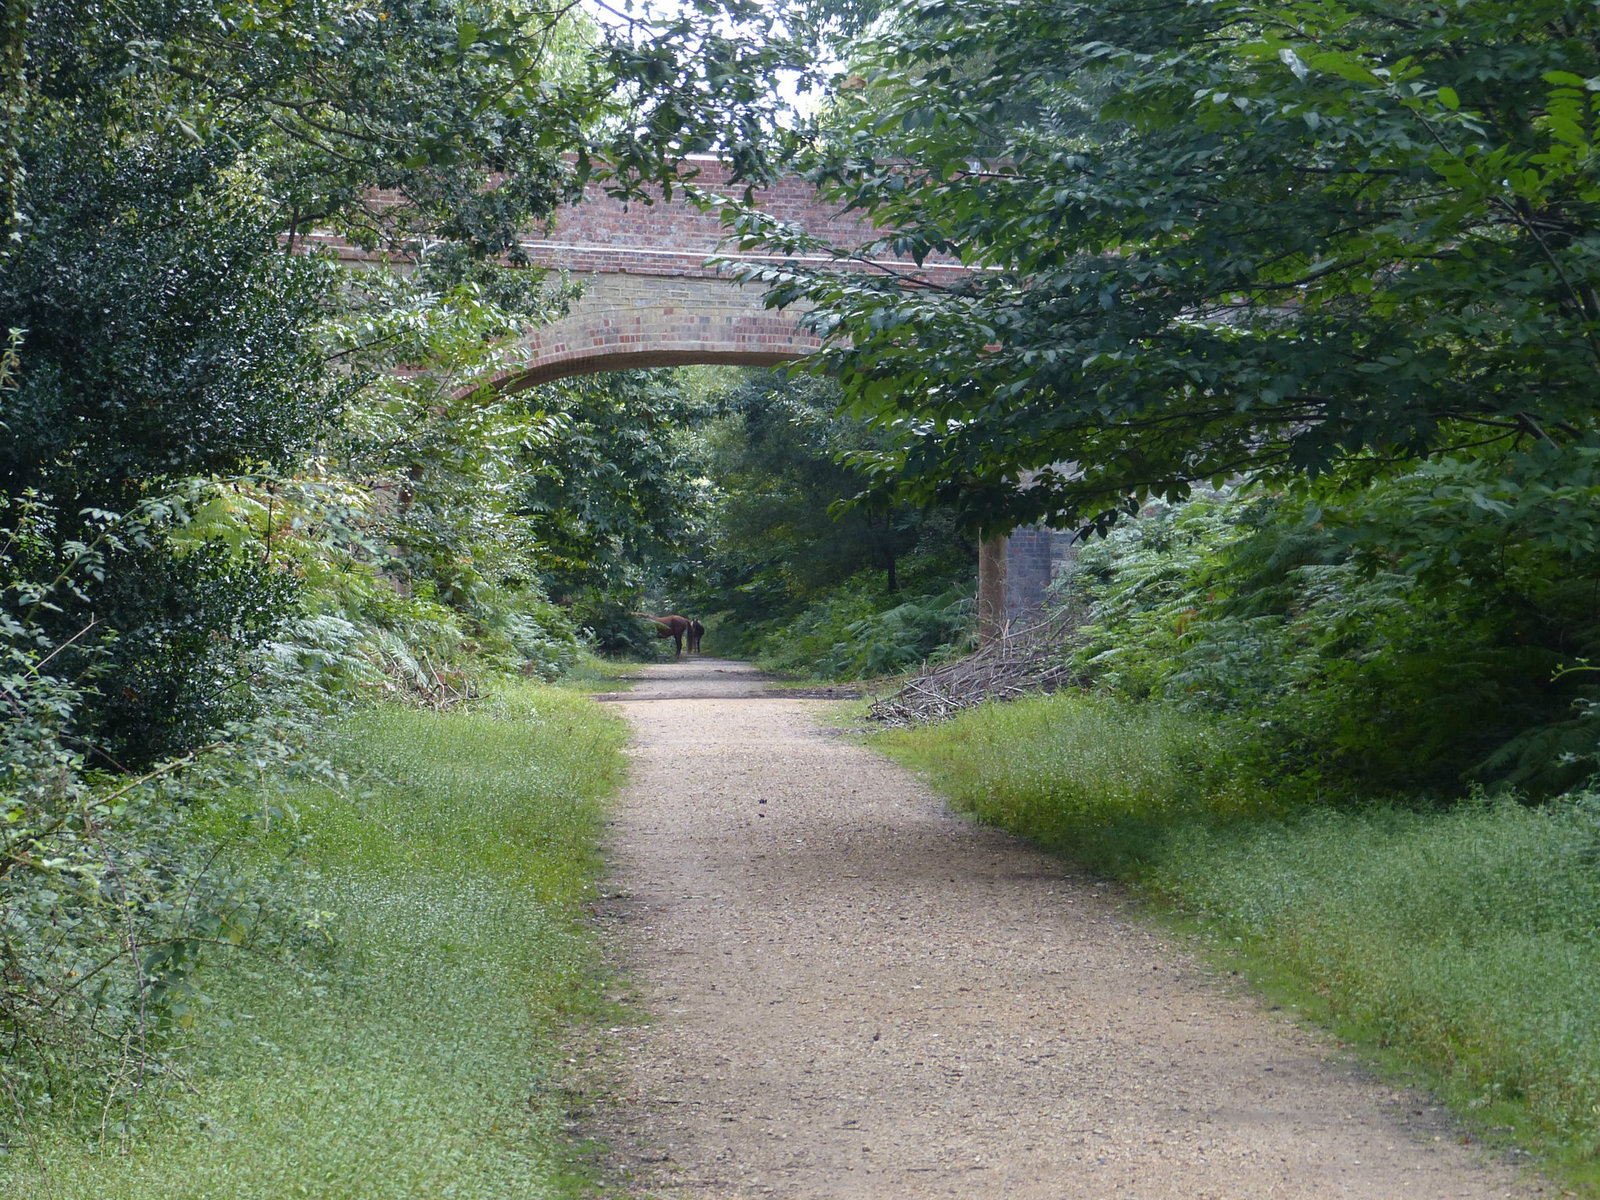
[329,159,1057,635]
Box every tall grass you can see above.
[878,691,1274,869]
[6,680,626,1199]
[879,690,1600,1183]
[1159,800,1600,1148]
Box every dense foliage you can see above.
[2,134,340,763]
[745,0,1600,535]
[683,370,976,676]
[706,0,1600,785]
[524,370,716,600]
[1041,480,1600,800]
[0,0,801,1145]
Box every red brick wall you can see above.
[309,163,970,385]
[522,157,967,282]
[493,274,823,390]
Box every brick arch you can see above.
[473,166,1049,639]
[492,273,819,391]
[309,162,1044,639]
[484,157,967,390]
[311,158,968,387]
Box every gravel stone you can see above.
[588,659,1540,1199]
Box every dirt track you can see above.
[587,659,1541,1199]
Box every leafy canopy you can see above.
[744,0,1600,533]
[0,0,807,763]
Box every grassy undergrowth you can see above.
[547,651,640,692]
[6,680,626,1200]
[876,690,1600,1191]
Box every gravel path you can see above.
[587,659,1542,1199]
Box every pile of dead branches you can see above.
[867,611,1083,726]
[366,630,479,710]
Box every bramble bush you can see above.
[0,609,327,1140]
[751,574,974,681]
[5,680,627,1198]
[0,469,586,1146]
[1054,476,1600,800]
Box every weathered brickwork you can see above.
[312,158,967,388]
[494,274,823,389]
[498,157,966,387]
[1005,525,1056,622]
[518,157,950,282]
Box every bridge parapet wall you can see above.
[524,161,867,271]
[520,159,968,283]
[310,161,970,391]
[311,159,968,286]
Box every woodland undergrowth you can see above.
[2,680,625,1199]
[875,488,1600,1190]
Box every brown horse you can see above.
[687,618,704,654]
[634,613,691,657]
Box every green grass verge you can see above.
[875,689,1600,1192]
[549,651,642,692]
[6,680,627,1200]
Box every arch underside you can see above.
[502,346,805,390]
[491,273,822,392]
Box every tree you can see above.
[700,370,958,608]
[673,369,975,673]
[0,0,804,1133]
[0,123,347,762]
[520,369,715,599]
[738,0,1600,535]
[1,0,801,760]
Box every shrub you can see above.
[1054,487,1600,800]
[752,576,975,681]
[0,636,320,1136]
[4,681,627,1197]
